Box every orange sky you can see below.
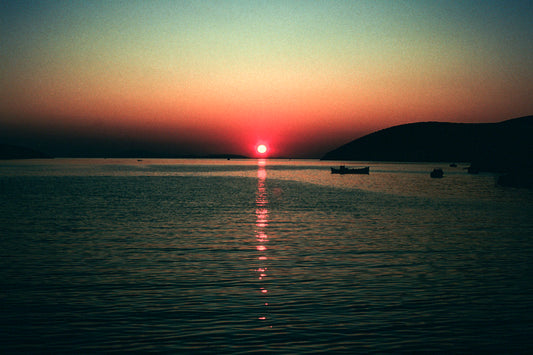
[1,1,532,157]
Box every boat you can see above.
[430,168,444,178]
[331,165,369,174]
[449,163,457,167]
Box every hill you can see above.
[112,150,248,159]
[321,115,533,172]
[0,144,52,159]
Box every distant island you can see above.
[0,145,252,160]
[322,115,532,168]
[111,150,248,159]
[0,144,52,160]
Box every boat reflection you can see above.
[255,160,270,323]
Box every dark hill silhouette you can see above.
[321,116,533,173]
[114,150,248,159]
[202,154,249,159]
[114,149,196,159]
[0,144,52,159]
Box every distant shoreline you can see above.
[321,115,533,174]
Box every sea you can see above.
[1,158,532,353]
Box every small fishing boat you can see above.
[430,168,444,178]
[331,165,370,175]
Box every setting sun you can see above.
[257,144,268,154]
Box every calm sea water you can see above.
[1,159,532,353]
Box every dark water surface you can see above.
[1,159,532,353]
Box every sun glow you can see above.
[256,144,268,154]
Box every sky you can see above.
[1,0,532,157]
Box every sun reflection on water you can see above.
[255,159,270,323]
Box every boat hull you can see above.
[430,168,444,178]
[331,166,369,175]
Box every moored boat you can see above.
[430,168,444,178]
[331,165,370,174]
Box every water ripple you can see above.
[1,161,532,352]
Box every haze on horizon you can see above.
[1,0,532,158]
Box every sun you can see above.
[256,144,268,154]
